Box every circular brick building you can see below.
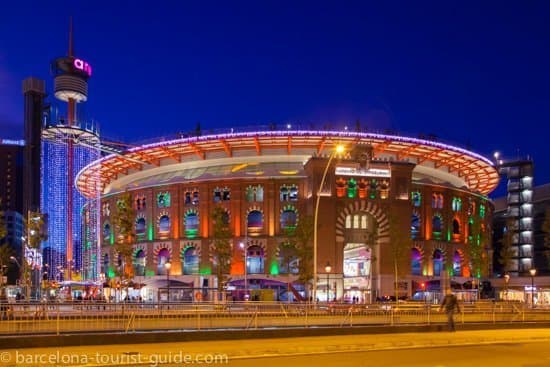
[77,129,498,302]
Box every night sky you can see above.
[1,1,549,198]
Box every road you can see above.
[225,342,550,367]
[2,328,550,366]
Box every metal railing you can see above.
[1,301,548,336]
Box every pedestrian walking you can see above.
[439,290,460,331]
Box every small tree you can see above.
[467,218,484,278]
[210,207,232,298]
[112,191,136,296]
[286,215,314,297]
[0,244,14,290]
[543,207,550,270]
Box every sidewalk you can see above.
[2,328,550,366]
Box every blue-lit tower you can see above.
[41,22,101,282]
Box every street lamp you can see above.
[239,242,248,300]
[529,268,536,308]
[313,144,344,303]
[165,261,171,302]
[504,273,510,301]
[325,262,332,302]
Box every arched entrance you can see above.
[336,200,389,303]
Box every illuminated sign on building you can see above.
[335,166,391,178]
[74,58,92,76]
[1,139,25,146]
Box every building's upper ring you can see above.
[75,130,499,198]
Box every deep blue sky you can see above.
[1,1,549,197]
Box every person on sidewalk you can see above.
[439,290,460,331]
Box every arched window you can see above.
[411,248,422,276]
[353,214,360,229]
[468,218,474,239]
[157,192,170,208]
[192,191,199,205]
[432,215,442,233]
[247,245,264,274]
[361,215,368,229]
[184,211,199,238]
[134,250,146,276]
[247,210,263,234]
[184,192,192,205]
[159,215,170,233]
[214,187,230,202]
[411,213,420,239]
[103,223,111,240]
[280,186,289,201]
[479,204,486,218]
[182,247,199,275]
[452,197,462,211]
[452,219,460,234]
[136,217,146,236]
[432,193,443,209]
[345,215,352,229]
[246,185,264,202]
[453,251,462,276]
[289,186,298,201]
[280,208,297,229]
[433,249,443,276]
[411,191,421,207]
[157,248,170,275]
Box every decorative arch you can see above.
[133,247,147,276]
[452,218,461,235]
[432,214,443,234]
[132,243,147,258]
[246,206,263,236]
[280,205,298,229]
[135,214,146,236]
[157,210,171,235]
[184,209,199,238]
[153,243,173,259]
[335,201,389,242]
[180,244,201,275]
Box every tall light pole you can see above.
[504,273,510,301]
[239,242,248,300]
[313,144,344,303]
[529,268,536,308]
[325,262,332,302]
[165,261,171,302]
[9,256,22,297]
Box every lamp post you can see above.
[239,242,248,300]
[313,144,344,303]
[9,256,22,295]
[325,262,332,302]
[165,261,171,302]
[529,268,536,308]
[504,273,510,301]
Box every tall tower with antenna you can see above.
[41,19,101,284]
